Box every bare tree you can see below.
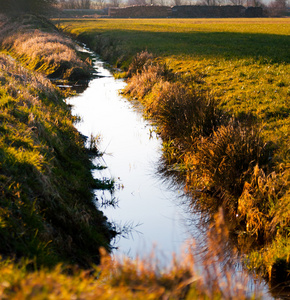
[127,0,148,5]
[229,0,245,5]
[268,0,287,15]
[110,0,122,6]
[247,0,264,6]
[199,0,224,5]
[80,0,91,8]
[57,0,92,8]
[94,0,106,8]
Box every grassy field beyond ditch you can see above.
[58,18,290,281]
[59,18,290,150]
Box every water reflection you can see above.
[66,54,192,263]
[65,49,273,298]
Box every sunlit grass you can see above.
[58,18,290,142]
[0,14,92,81]
[0,238,261,300]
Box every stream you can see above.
[66,48,272,298]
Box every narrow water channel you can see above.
[66,48,272,298]
[67,51,193,262]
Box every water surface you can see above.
[67,55,193,262]
[66,51,272,298]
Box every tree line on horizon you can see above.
[0,0,287,15]
[56,0,288,17]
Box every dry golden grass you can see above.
[0,14,91,81]
[0,223,262,300]
[121,50,290,281]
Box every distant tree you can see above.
[57,0,92,8]
[157,0,167,5]
[171,0,192,5]
[247,0,264,6]
[65,0,78,8]
[79,0,92,8]
[110,0,122,6]
[268,0,287,15]
[127,0,147,4]
[94,0,106,8]
[0,0,57,14]
[172,0,182,5]
[229,0,245,5]
[199,0,224,5]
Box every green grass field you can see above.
[60,18,289,144]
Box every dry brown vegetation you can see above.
[0,222,262,299]
[0,14,91,81]
[123,51,290,283]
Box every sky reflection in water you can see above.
[67,59,193,262]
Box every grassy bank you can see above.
[0,243,260,300]
[58,18,290,281]
[0,14,92,81]
[0,14,116,268]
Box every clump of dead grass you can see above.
[193,120,269,206]
[0,225,260,300]
[148,80,222,143]
[0,14,91,81]
[126,50,154,77]
[123,51,290,281]
[238,165,290,242]
[124,65,164,99]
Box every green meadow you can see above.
[60,18,289,146]
[59,18,290,280]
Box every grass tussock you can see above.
[126,50,154,77]
[0,14,91,81]
[0,52,114,268]
[113,48,289,281]
[194,121,270,201]
[148,81,221,142]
